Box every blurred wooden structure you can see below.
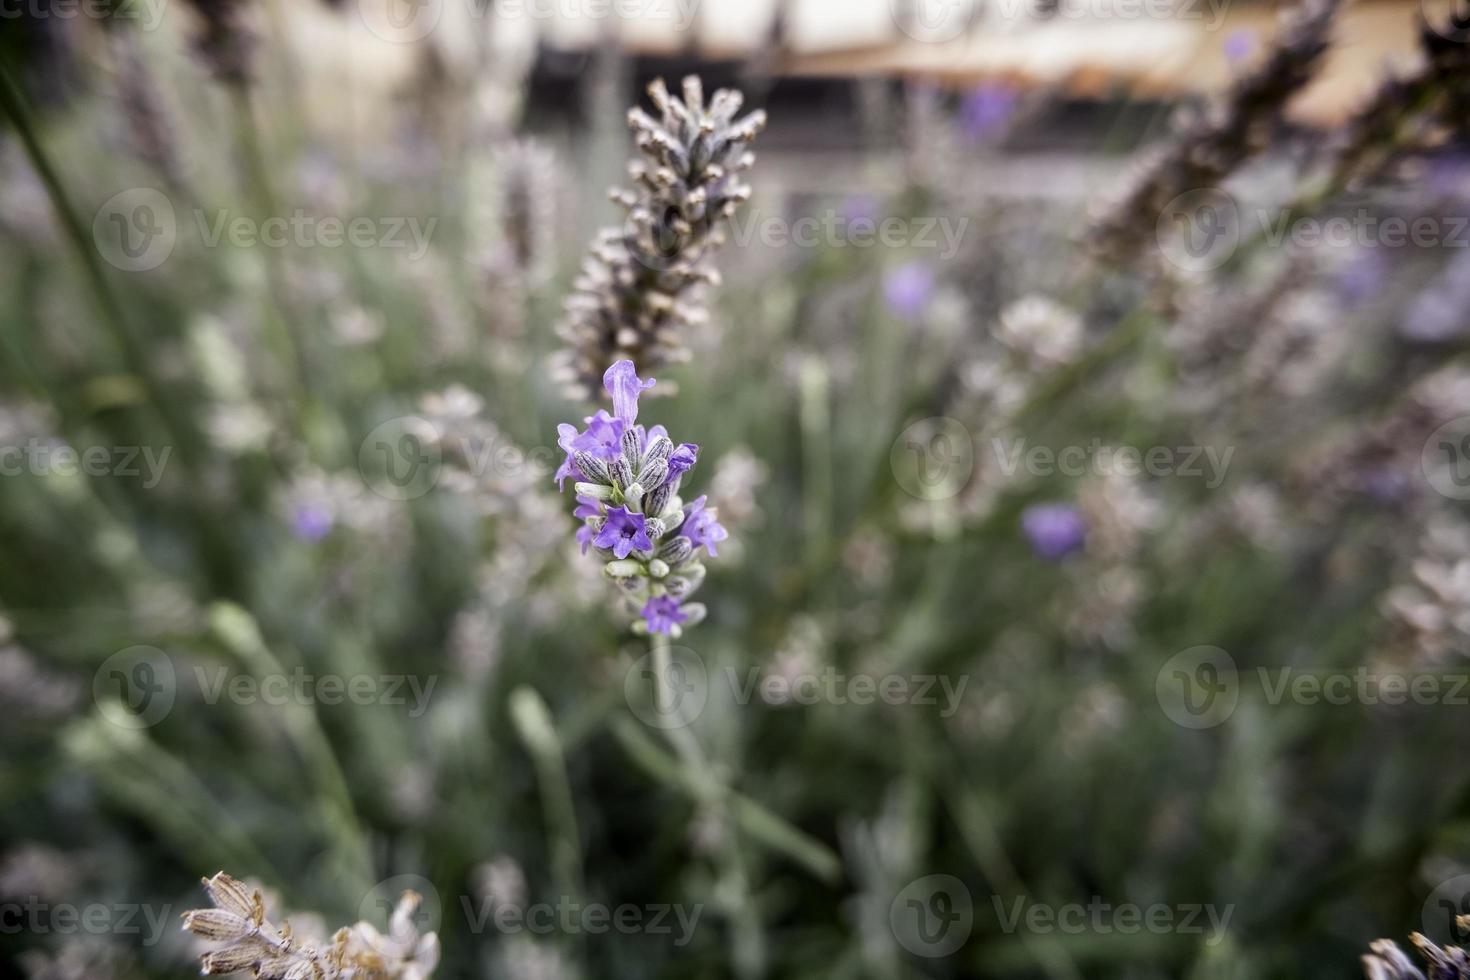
[528,0,1436,126]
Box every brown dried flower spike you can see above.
[553,75,766,402]
[182,871,439,980]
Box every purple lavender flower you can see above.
[573,494,601,554]
[1223,29,1257,64]
[668,442,699,481]
[884,262,935,321]
[605,359,655,424]
[291,504,334,542]
[683,495,728,557]
[960,82,1017,143]
[594,506,654,559]
[1021,503,1087,560]
[556,410,625,489]
[556,358,724,636]
[641,595,688,635]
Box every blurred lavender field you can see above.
[2,1,1470,978]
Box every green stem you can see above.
[612,715,842,883]
[0,57,197,465]
[509,686,586,925]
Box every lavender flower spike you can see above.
[557,359,725,637]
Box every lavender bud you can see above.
[574,451,612,484]
[621,428,643,469]
[636,459,669,490]
[645,483,672,520]
[609,456,634,491]
[648,559,670,578]
[657,536,694,566]
[575,482,615,501]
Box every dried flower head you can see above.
[553,76,765,401]
[1362,922,1470,979]
[1088,0,1341,262]
[182,871,439,979]
[554,360,725,637]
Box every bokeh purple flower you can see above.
[1022,503,1088,560]
[291,504,334,542]
[960,82,1017,143]
[884,262,935,321]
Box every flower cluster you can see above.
[556,360,726,637]
[181,872,439,979]
[1362,922,1470,979]
[552,76,766,401]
